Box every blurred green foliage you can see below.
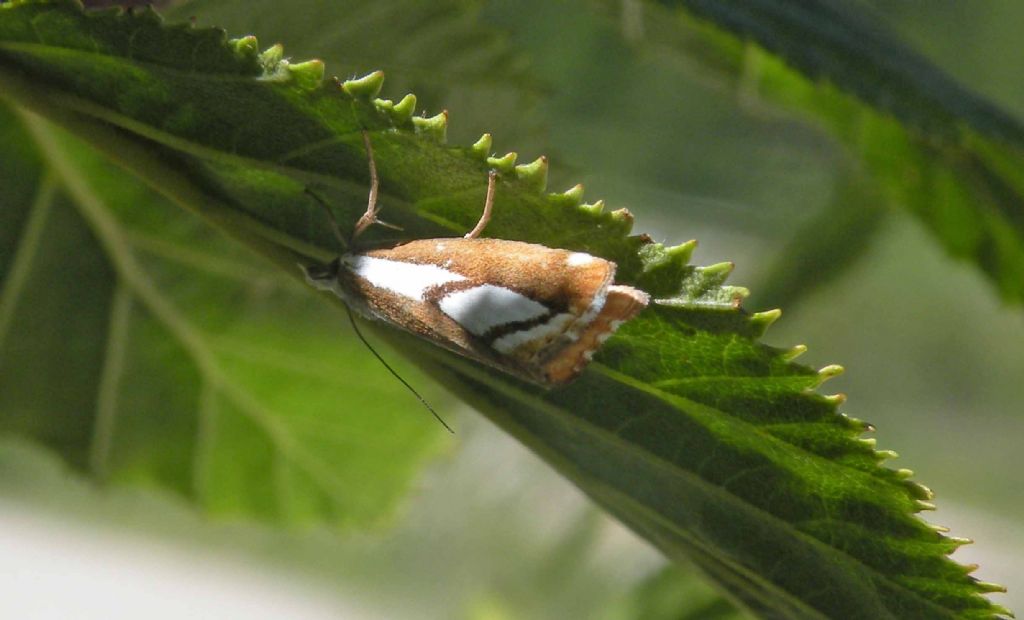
[1,0,1021,618]
[0,102,451,525]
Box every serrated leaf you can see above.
[643,0,1024,306]
[0,2,1007,618]
[164,0,546,151]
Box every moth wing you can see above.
[368,239,649,384]
[371,238,614,308]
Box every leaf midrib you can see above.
[89,281,131,479]
[0,63,352,186]
[428,350,843,619]
[0,39,263,82]
[412,343,954,618]
[0,171,55,354]
[19,110,363,510]
[651,375,816,388]
[595,364,958,617]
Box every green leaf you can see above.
[646,0,1024,305]
[601,564,747,620]
[165,0,545,147]
[0,100,448,526]
[0,2,1008,618]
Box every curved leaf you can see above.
[0,101,449,526]
[646,0,1024,305]
[0,1,1008,618]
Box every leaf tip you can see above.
[487,151,518,173]
[731,286,751,306]
[515,155,548,191]
[976,582,1007,594]
[375,93,417,125]
[781,343,808,361]
[412,110,448,142]
[342,70,385,99]
[895,467,915,480]
[823,392,847,406]
[393,93,417,124]
[581,199,606,215]
[904,480,934,501]
[701,261,735,284]
[666,239,698,263]
[471,133,493,160]
[750,308,782,334]
[914,499,937,512]
[875,448,899,461]
[287,59,325,90]
[839,413,871,433]
[610,208,635,233]
[259,43,284,69]
[229,35,259,61]
[815,364,844,384]
[560,183,585,206]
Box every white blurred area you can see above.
[0,503,364,620]
[930,505,1021,613]
[0,406,1018,618]
[1,487,1015,620]
[0,413,665,620]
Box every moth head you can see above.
[302,257,342,290]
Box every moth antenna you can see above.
[464,170,497,239]
[352,130,382,240]
[305,187,348,253]
[344,305,454,434]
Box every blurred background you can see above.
[1,0,1021,617]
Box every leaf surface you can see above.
[0,101,448,526]
[0,1,1008,617]
[645,0,1024,305]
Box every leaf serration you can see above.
[514,155,548,191]
[558,184,585,206]
[341,70,385,99]
[487,151,517,173]
[470,133,492,160]
[374,93,417,125]
[412,111,448,142]
[286,59,324,91]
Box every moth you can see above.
[305,132,649,388]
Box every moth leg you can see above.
[352,130,403,240]
[350,130,380,239]
[464,170,497,239]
